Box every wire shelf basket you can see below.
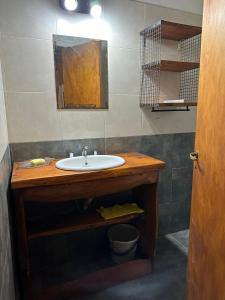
[140,20,202,110]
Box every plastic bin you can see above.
[108,224,140,264]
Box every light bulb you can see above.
[63,0,78,11]
[90,4,102,18]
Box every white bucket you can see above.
[108,224,140,264]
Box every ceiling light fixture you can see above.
[90,0,102,18]
[60,0,78,12]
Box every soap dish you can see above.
[18,157,54,169]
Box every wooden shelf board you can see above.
[141,20,202,41]
[142,60,200,72]
[159,101,197,107]
[28,211,144,240]
[37,259,152,300]
[161,20,202,40]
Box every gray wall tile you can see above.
[158,169,172,204]
[159,202,177,235]
[172,167,193,203]
[63,138,105,157]
[171,133,195,168]
[105,136,142,154]
[0,146,15,300]
[11,140,64,161]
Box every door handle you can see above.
[190,152,199,161]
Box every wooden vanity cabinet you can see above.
[11,152,165,300]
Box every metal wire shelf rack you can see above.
[140,20,202,111]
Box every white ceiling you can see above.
[137,0,203,15]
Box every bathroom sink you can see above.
[56,155,126,171]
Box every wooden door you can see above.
[62,40,102,108]
[188,0,225,299]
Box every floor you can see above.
[74,237,187,300]
[166,230,189,255]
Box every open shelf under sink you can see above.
[28,210,144,240]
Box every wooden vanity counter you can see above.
[11,152,165,300]
[11,152,165,189]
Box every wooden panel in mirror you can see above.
[53,35,108,109]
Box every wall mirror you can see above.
[53,35,108,109]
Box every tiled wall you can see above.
[0,147,14,300]
[0,0,202,143]
[0,35,8,158]
[138,0,203,14]
[0,33,15,300]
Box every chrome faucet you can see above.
[82,146,88,166]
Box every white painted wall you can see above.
[136,0,203,15]
[0,33,9,159]
[0,0,202,143]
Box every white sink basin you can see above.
[56,155,126,171]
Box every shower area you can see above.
[166,230,189,255]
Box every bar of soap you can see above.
[30,158,46,166]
